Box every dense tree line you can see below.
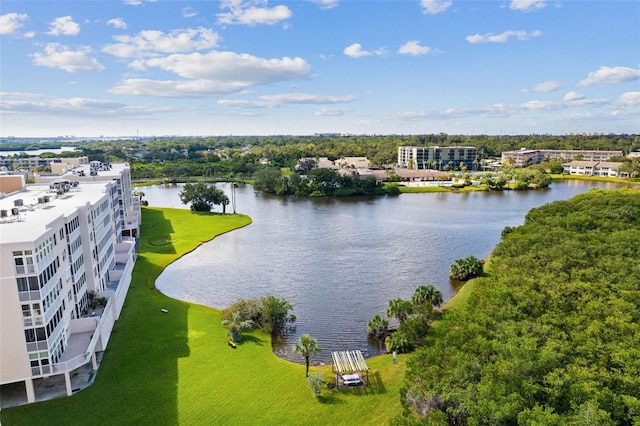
[396,188,640,425]
[253,165,398,196]
[4,134,637,180]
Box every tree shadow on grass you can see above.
[238,334,265,347]
[317,392,348,405]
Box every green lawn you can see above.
[1,207,405,426]
[550,174,640,184]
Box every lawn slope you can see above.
[2,207,405,426]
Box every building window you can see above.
[17,276,39,292]
[22,303,42,317]
[13,251,35,275]
[24,327,47,343]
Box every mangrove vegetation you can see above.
[397,188,640,425]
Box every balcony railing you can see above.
[31,298,111,378]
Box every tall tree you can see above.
[179,182,229,212]
[386,298,413,324]
[411,285,443,311]
[367,314,389,338]
[293,334,321,377]
[253,166,283,193]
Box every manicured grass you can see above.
[396,185,452,193]
[550,174,640,185]
[397,184,493,193]
[1,207,405,426]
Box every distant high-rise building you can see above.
[398,146,477,170]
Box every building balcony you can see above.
[108,240,135,290]
[31,297,113,378]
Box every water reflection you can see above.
[147,180,622,362]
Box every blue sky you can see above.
[1,0,639,137]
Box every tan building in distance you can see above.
[502,149,623,167]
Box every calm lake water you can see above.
[146,180,624,363]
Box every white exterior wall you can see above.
[0,212,74,383]
[0,251,32,383]
[398,146,477,169]
[0,173,138,402]
[504,149,624,167]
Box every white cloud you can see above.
[32,43,105,72]
[110,79,248,98]
[522,80,560,93]
[47,16,81,36]
[466,29,542,44]
[260,93,356,104]
[110,51,311,98]
[392,93,609,121]
[2,96,124,115]
[563,91,585,101]
[1,92,178,120]
[344,43,371,58]
[420,0,452,15]
[107,18,127,29]
[612,91,640,117]
[521,100,565,111]
[0,13,29,35]
[124,0,143,5]
[103,27,221,58]
[315,107,351,116]
[343,43,387,58]
[219,93,356,109]
[218,99,273,108]
[509,0,546,12]
[398,40,435,56]
[578,66,640,87]
[141,51,310,81]
[182,7,197,18]
[309,0,339,10]
[217,1,292,26]
[616,91,640,106]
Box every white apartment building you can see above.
[561,161,625,177]
[397,146,477,170]
[35,161,140,239]
[501,149,624,167]
[0,164,138,404]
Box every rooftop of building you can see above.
[0,181,111,244]
[36,162,130,183]
[504,148,624,155]
[399,146,477,149]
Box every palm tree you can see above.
[449,256,483,281]
[411,285,443,310]
[293,334,321,377]
[367,314,389,338]
[221,311,254,342]
[386,298,413,325]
